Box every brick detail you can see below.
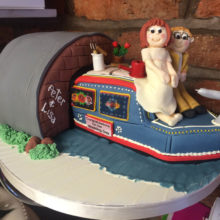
[195,0,220,18]
[188,34,220,70]
[38,34,112,137]
[117,31,220,71]
[117,31,141,61]
[0,27,13,44]
[73,0,181,21]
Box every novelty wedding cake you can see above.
[0,19,219,162]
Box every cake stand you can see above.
[0,139,220,220]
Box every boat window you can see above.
[71,86,96,112]
[99,91,130,121]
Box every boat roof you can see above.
[74,67,136,91]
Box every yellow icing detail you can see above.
[72,86,96,112]
[99,90,130,121]
[87,114,113,124]
[150,125,219,135]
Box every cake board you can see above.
[1,134,220,220]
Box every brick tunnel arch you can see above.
[0,32,112,138]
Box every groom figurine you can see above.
[169,26,206,118]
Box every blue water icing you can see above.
[55,128,220,193]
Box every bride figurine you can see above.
[135,18,182,126]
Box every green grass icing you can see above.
[0,124,30,153]
[0,124,59,159]
[29,144,59,160]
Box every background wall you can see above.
[0,0,219,113]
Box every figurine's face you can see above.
[147,25,167,48]
[170,31,194,53]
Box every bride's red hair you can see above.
[140,18,171,48]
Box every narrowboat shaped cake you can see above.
[71,67,220,162]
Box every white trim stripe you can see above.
[74,119,220,157]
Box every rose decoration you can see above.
[78,93,86,104]
[112,41,131,57]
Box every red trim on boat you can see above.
[74,75,136,91]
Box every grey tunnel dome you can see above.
[0,32,112,138]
